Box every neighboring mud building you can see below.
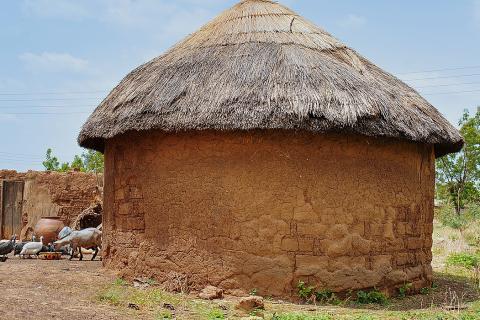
[78,0,463,297]
[0,170,101,240]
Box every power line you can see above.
[0,158,41,164]
[0,90,108,96]
[398,65,480,75]
[403,73,480,82]
[0,111,89,115]
[422,89,480,96]
[0,97,101,102]
[0,151,43,157]
[0,155,43,161]
[0,105,94,109]
[415,81,480,89]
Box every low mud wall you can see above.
[0,170,101,240]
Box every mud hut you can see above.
[79,0,463,297]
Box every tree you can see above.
[71,155,85,172]
[42,149,104,173]
[42,148,60,171]
[436,108,480,214]
[81,150,104,173]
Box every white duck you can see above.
[20,236,44,259]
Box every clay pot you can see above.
[33,217,65,245]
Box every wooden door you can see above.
[1,181,24,239]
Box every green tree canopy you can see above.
[436,108,480,214]
[42,148,60,171]
[42,149,104,173]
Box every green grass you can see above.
[207,308,225,319]
[447,253,479,269]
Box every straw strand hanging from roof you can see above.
[78,0,463,157]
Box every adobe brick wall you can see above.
[0,170,101,239]
[103,130,435,298]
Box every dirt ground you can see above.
[0,255,133,320]
[1,254,479,320]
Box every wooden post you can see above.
[0,180,4,239]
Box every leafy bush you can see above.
[297,281,339,304]
[314,289,338,304]
[297,281,315,301]
[437,204,469,230]
[397,283,412,298]
[446,253,479,269]
[356,289,388,305]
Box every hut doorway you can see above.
[0,180,24,239]
[72,202,103,230]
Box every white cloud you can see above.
[338,14,367,29]
[19,52,89,73]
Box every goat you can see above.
[53,228,102,261]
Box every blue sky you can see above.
[0,0,479,171]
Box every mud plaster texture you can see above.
[0,170,102,240]
[103,130,435,298]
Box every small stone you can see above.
[198,285,224,300]
[133,277,151,289]
[128,303,140,310]
[163,303,175,311]
[235,296,265,313]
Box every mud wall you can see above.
[0,170,101,239]
[103,130,435,298]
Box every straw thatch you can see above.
[78,0,463,157]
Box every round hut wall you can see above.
[102,130,434,297]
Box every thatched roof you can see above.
[78,0,463,157]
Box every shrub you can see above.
[297,281,339,305]
[397,283,412,298]
[446,252,479,269]
[437,204,469,230]
[356,289,388,305]
[314,289,338,304]
[297,281,315,302]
